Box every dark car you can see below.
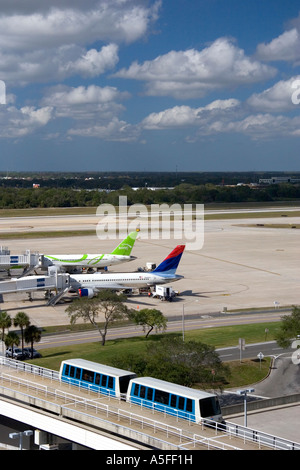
[23,347,42,359]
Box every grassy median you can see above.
[31,321,278,388]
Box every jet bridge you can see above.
[0,246,42,276]
[0,267,70,305]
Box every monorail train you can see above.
[59,359,137,397]
[126,376,223,424]
[59,359,224,424]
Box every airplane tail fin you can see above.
[111,230,139,256]
[153,245,185,275]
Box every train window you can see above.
[133,384,139,396]
[107,376,114,389]
[76,368,81,379]
[186,399,193,412]
[170,394,177,407]
[70,366,75,378]
[178,397,185,410]
[140,386,146,398]
[154,389,170,405]
[147,388,153,401]
[199,397,221,418]
[95,373,100,385]
[82,369,94,383]
[101,375,107,387]
[64,364,69,376]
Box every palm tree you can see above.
[13,311,30,352]
[24,325,41,358]
[0,311,12,341]
[5,331,20,358]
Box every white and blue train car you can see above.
[126,377,224,424]
[59,359,137,398]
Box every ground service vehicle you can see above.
[59,359,224,425]
[126,376,224,424]
[59,359,137,397]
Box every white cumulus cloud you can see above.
[0,1,161,51]
[0,44,120,86]
[114,38,277,98]
[0,105,53,138]
[256,28,300,63]
[0,1,160,86]
[142,99,241,130]
[247,77,300,112]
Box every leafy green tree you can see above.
[0,311,12,341]
[13,311,30,352]
[66,290,129,346]
[5,331,20,356]
[275,306,300,348]
[129,308,167,338]
[113,336,230,390]
[111,353,148,376]
[24,325,42,357]
[144,336,230,389]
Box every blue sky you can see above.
[0,0,300,173]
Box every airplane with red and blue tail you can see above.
[71,245,185,298]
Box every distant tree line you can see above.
[0,183,300,209]
[1,171,300,190]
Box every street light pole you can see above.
[237,388,255,427]
[9,430,33,450]
[182,304,185,342]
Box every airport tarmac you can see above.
[0,207,300,328]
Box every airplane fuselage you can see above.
[70,271,183,291]
[44,254,135,269]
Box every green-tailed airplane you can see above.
[41,230,139,272]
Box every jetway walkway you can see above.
[0,358,299,451]
[0,247,42,277]
[0,266,70,305]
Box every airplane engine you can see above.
[78,288,95,298]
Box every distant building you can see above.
[259,177,300,185]
[131,187,174,191]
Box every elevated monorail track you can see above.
[0,358,298,451]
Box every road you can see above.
[36,309,287,349]
[217,340,293,362]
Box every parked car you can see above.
[23,347,42,359]
[5,347,27,360]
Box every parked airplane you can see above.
[71,244,185,298]
[41,230,139,272]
